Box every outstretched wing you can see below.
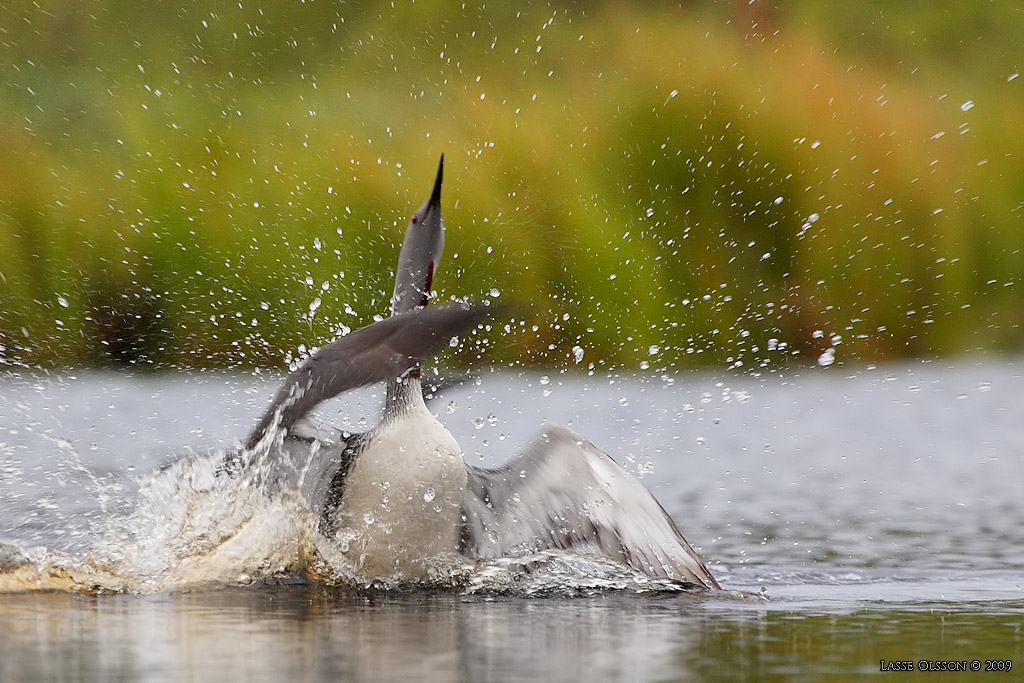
[460,424,720,589]
[246,303,489,449]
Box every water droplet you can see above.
[960,100,974,112]
[571,345,584,363]
[473,417,485,429]
[423,488,435,503]
[363,512,375,525]
[57,296,69,308]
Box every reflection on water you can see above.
[0,587,703,682]
[1,579,1021,682]
[2,362,1024,679]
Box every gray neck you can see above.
[387,265,428,417]
[384,372,424,420]
[387,230,434,418]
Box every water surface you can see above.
[1,361,1023,680]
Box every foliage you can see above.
[1,1,1022,372]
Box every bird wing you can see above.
[246,303,489,449]
[460,423,720,589]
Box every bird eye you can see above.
[411,215,419,225]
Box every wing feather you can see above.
[246,303,488,449]
[461,423,720,589]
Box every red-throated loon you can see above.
[247,157,720,589]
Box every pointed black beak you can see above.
[427,154,444,210]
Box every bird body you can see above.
[320,384,466,581]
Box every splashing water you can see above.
[99,451,313,590]
[1,435,718,597]
[0,440,318,592]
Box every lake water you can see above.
[2,361,1023,680]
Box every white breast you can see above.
[328,404,467,582]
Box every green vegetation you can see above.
[2,1,1022,372]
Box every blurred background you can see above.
[1,1,1022,373]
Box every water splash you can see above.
[0,442,735,597]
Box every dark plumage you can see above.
[246,303,489,450]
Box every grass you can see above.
[1,1,1023,372]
